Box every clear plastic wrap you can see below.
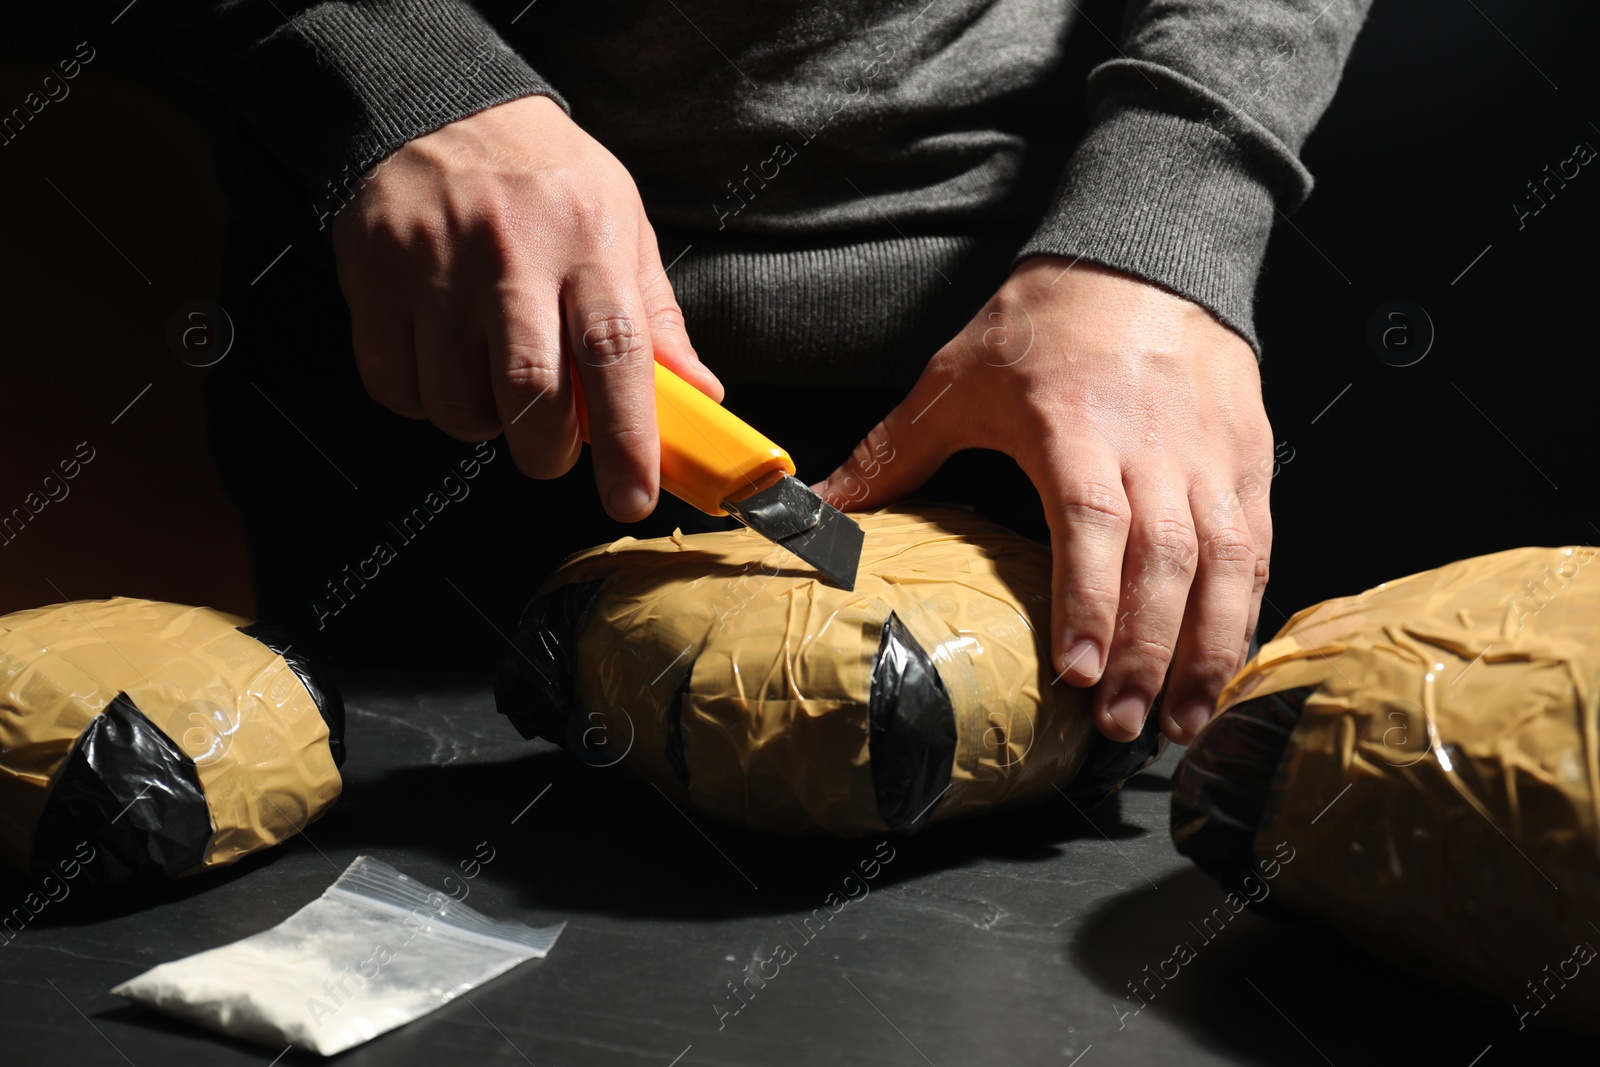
[112,855,565,1055]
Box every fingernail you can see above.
[609,482,652,518]
[1061,639,1102,681]
[1172,698,1213,739]
[1106,692,1147,736]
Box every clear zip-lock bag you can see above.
[113,855,564,1055]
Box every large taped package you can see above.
[495,505,1163,835]
[0,597,345,889]
[1172,546,1600,1030]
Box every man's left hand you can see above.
[811,257,1275,745]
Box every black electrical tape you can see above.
[31,693,212,889]
[1061,693,1167,806]
[868,612,958,833]
[1170,685,1310,896]
[240,621,347,768]
[494,579,608,744]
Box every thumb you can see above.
[810,360,963,512]
[636,227,724,403]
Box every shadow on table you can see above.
[0,847,279,929]
[0,685,1162,929]
[1070,867,1587,1066]
[307,744,1156,920]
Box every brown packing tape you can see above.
[0,598,341,873]
[1226,546,1600,1029]
[544,505,1100,834]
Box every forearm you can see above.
[134,1,566,229]
[1018,0,1374,353]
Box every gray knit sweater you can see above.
[143,0,1371,385]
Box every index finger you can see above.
[1018,432,1130,696]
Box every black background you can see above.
[1,5,1596,1066]
[3,0,1596,647]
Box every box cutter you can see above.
[574,362,865,590]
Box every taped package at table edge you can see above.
[1172,544,1600,1032]
[0,597,345,889]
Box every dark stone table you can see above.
[2,677,1584,1066]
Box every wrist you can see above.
[1001,256,1257,364]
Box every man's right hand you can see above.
[331,94,722,521]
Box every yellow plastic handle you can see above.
[573,361,795,516]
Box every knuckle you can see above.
[471,196,518,232]
[645,299,690,345]
[1058,480,1131,530]
[1252,554,1271,590]
[1065,575,1122,623]
[577,307,646,366]
[499,355,561,397]
[852,423,894,470]
[648,296,686,330]
[1192,639,1245,683]
[586,404,656,462]
[840,450,874,484]
[1200,522,1255,566]
[1139,515,1198,577]
[562,191,614,232]
[1115,630,1179,677]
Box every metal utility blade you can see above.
[721,473,864,590]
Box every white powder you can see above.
[112,856,563,1056]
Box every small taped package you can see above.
[495,504,1164,835]
[113,854,565,1055]
[1172,545,1600,1031]
[0,597,344,889]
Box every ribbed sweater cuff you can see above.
[234,1,566,228]
[1015,100,1278,357]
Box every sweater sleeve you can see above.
[1015,0,1373,354]
[136,0,566,229]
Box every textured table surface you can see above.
[0,677,1582,1066]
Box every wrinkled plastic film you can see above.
[112,855,564,1055]
[0,598,343,881]
[241,621,348,768]
[31,693,212,886]
[868,612,957,832]
[496,505,1123,834]
[1174,545,1600,1031]
[494,579,608,744]
[1169,686,1306,900]
[1063,700,1167,807]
